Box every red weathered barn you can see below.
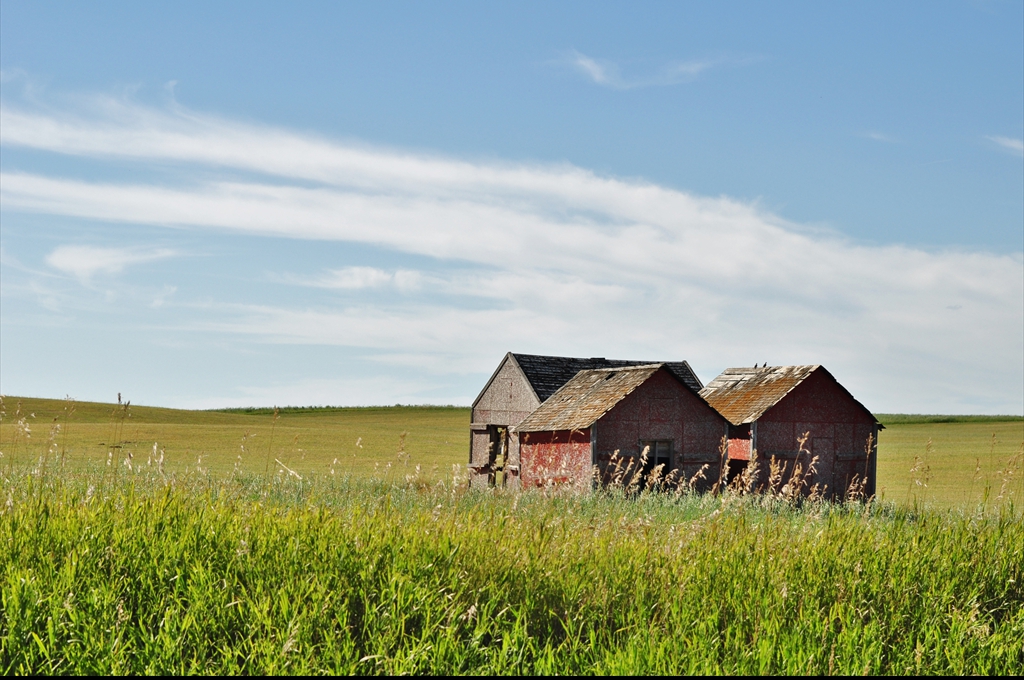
[700,365,882,500]
[515,364,728,490]
[469,353,705,489]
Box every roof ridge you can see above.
[580,363,663,372]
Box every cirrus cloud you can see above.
[45,244,176,281]
[0,93,1021,413]
[562,50,756,89]
[986,135,1024,156]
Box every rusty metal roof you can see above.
[516,364,664,432]
[699,365,821,425]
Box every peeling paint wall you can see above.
[519,429,593,490]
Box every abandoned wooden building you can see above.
[515,364,728,490]
[700,365,882,500]
[468,353,705,489]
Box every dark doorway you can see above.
[487,425,508,488]
[639,440,673,487]
[727,458,749,484]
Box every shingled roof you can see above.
[517,364,664,432]
[510,353,703,402]
[700,365,879,426]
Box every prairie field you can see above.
[1,396,1023,674]
[1,396,1021,508]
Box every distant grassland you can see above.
[0,396,468,483]
[1,396,1022,508]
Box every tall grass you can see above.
[2,464,1022,675]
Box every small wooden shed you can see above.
[700,365,882,500]
[515,364,728,490]
[468,353,704,489]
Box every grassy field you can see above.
[1,396,1021,508]
[2,396,1023,673]
[875,416,1023,508]
[0,396,468,483]
[2,472,1023,674]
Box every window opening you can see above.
[639,440,673,486]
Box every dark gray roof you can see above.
[511,353,703,402]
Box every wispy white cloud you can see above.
[45,244,176,281]
[986,135,1024,156]
[570,52,616,86]
[0,95,1021,412]
[282,266,423,292]
[564,50,741,89]
[861,131,900,143]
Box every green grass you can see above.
[2,395,1022,509]
[2,396,1022,673]
[875,421,1024,508]
[2,471,1022,675]
[877,414,1024,425]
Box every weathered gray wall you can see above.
[469,355,541,488]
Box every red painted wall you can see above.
[726,423,752,461]
[753,369,878,499]
[519,429,592,490]
[593,368,726,490]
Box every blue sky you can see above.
[1,1,1022,413]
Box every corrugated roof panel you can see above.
[517,364,663,432]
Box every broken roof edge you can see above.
[700,364,819,425]
[515,364,665,433]
[469,352,540,411]
[511,352,704,397]
[673,359,704,391]
[703,365,882,427]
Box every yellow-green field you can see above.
[3,395,1023,674]
[1,396,1021,508]
[875,417,1024,508]
[0,396,468,483]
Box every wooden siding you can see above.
[469,355,541,488]
[593,368,726,490]
[519,429,593,490]
[751,369,879,499]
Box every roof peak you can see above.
[701,365,877,426]
[517,363,667,432]
[723,364,820,372]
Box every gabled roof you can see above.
[700,365,880,426]
[517,364,665,432]
[511,353,703,402]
